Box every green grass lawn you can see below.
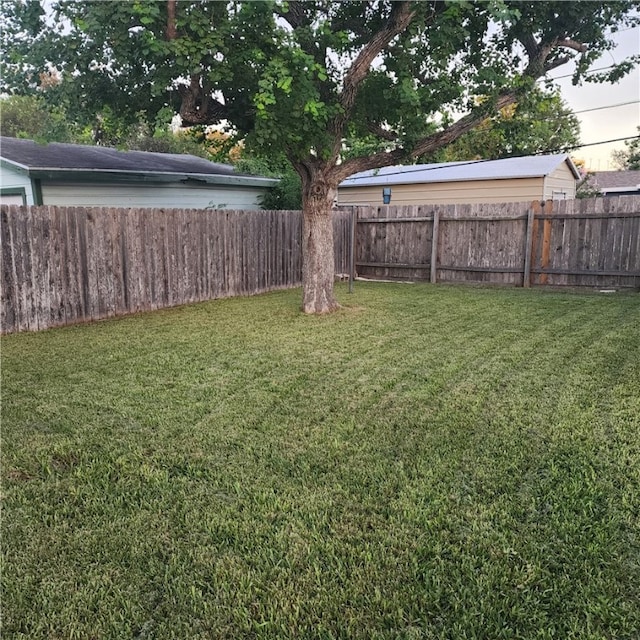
[2,283,639,639]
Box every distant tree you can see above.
[0,95,83,142]
[611,129,640,170]
[234,154,302,210]
[575,173,602,199]
[3,1,639,313]
[430,88,581,162]
[0,94,217,158]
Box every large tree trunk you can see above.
[300,174,340,314]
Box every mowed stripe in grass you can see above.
[2,283,639,639]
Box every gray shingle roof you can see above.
[339,154,580,187]
[0,136,277,186]
[590,170,640,191]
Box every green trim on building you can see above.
[0,158,29,175]
[31,179,44,205]
[25,169,277,188]
[0,186,27,204]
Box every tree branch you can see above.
[178,75,227,126]
[166,0,177,40]
[519,32,539,60]
[367,122,398,142]
[544,55,573,73]
[331,21,588,184]
[275,1,309,30]
[329,1,415,160]
[340,1,414,113]
[558,38,588,54]
[332,91,519,183]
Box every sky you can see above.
[548,25,640,171]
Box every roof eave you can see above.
[0,157,30,175]
[340,173,566,188]
[23,168,279,188]
[601,185,640,193]
[563,157,582,180]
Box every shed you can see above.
[0,136,277,209]
[338,154,580,206]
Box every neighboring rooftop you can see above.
[0,136,277,186]
[589,170,640,193]
[339,154,581,187]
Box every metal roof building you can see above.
[338,154,580,206]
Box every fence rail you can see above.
[1,196,638,334]
[0,205,350,333]
[351,196,640,289]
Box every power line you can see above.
[343,136,640,182]
[571,135,639,150]
[549,26,639,79]
[573,100,639,114]
[552,64,616,80]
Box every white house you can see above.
[0,137,277,209]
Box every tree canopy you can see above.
[3,0,639,312]
[430,87,581,162]
[612,128,640,170]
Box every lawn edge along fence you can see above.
[1,197,639,333]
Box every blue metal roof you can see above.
[339,154,581,187]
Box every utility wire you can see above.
[343,135,640,182]
[550,26,639,79]
[573,100,639,114]
[552,64,616,80]
[564,135,639,151]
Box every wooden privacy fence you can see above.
[1,206,351,333]
[352,196,640,289]
[2,197,638,334]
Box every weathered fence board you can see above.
[1,206,352,333]
[2,198,638,334]
[352,196,640,289]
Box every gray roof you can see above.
[339,154,580,187]
[590,170,640,192]
[0,136,277,187]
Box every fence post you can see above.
[539,199,554,285]
[430,209,440,284]
[523,206,536,288]
[348,206,357,293]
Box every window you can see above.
[0,188,27,205]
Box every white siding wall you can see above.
[0,165,35,204]
[544,164,577,200]
[40,182,268,209]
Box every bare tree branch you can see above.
[166,0,177,40]
[544,55,573,73]
[558,38,588,54]
[331,92,519,183]
[329,1,415,160]
[367,122,398,142]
